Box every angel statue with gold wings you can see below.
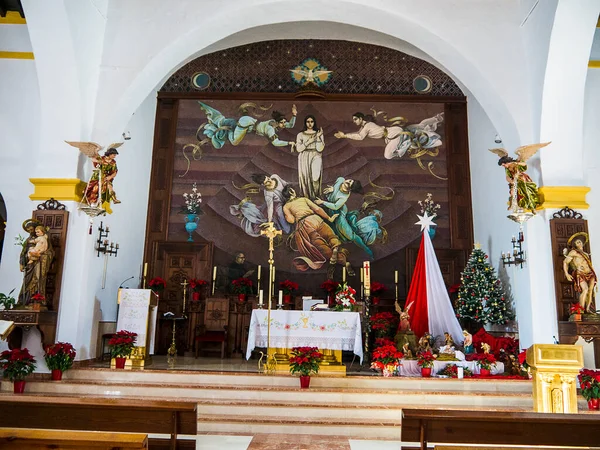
[66,141,124,214]
[489,142,550,213]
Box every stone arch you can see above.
[93,1,523,150]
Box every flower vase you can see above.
[588,398,600,410]
[238,294,247,303]
[192,291,201,302]
[571,314,582,322]
[327,294,335,308]
[299,375,311,389]
[372,297,380,305]
[32,303,41,311]
[13,380,26,394]
[343,307,352,312]
[283,294,292,304]
[479,368,490,377]
[421,367,432,378]
[383,365,396,377]
[184,213,199,242]
[51,369,63,381]
[115,357,126,369]
[428,223,437,239]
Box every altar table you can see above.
[399,359,505,377]
[246,310,363,374]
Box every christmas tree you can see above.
[455,245,514,326]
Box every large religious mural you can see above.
[169,98,450,292]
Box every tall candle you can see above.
[257,265,261,281]
[272,266,275,284]
[360,268,364,282]
[212,266,217,281]
[143,263,148,277]
[278,290,283,305]
[342,267,346,283]
[394,270,398,284]
[259,290,264,305]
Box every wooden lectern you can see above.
[114,289,159,369]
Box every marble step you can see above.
[65,369,533,393]
[4,379,534,408]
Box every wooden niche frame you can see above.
[551,207,600,366]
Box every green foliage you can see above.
[455,248,514,325]
[0,289,16,310]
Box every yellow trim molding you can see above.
[589,60,600,69]
[537,186,591,210]
[0,11,26,24]
[29,178,86,202]
[0,51,34,60]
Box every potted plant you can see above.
[180,182,203,242]
[417,350,436,377]
[108,330,137,369]
[437,364,473,378]
[279,280,299,304]
[569,304,584,322]
[370,282,387,305]
[371,343,404,377]
[148,277,167,295]
[334,282,356,311]
[578,368,600,410]
[0,288,16,311]
[31,292,45,311]
[0,348,37,393]
[473,352,497,376]
[289,346,323,388]
[189,278,208,301]
[44,342,76,381]
[370,311,398,339]
[232,277,253,302]
[320,280,339,307]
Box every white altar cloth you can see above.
[399,359,504,377]
[246,310,363,362]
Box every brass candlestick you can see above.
[181,279,188,317]
[258,222,281,375]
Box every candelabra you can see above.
[502,230,526,268]
[95,222,119,289]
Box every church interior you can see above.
[1,1,600,449]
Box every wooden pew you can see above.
[0,394,197,450]
[0,428,148,449]
[401,409,600,450]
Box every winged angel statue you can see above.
[66,141,123,215]
[489,142,550,213]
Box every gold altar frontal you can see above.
[269,347,347,375]
[110,347,150,369]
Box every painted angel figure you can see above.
[66,141,123,210]
[489,142,550,212]
[395,300,414,332]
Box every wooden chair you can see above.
[195,297,229,358]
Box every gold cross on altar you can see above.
[260,222,282,264]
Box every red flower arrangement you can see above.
[320,280,339,293]
[189,279,208,292]
[570,304,585,315]
[417,350,436,368]
[374,337,396,348]
[578,368,600,401]
[232,277,253,295]
[31,293,45,303]
[370,311,398,337]
[289,346,323,376]
[280,280,299,295]
[0,348,36,381]
[334,282,356,311]
[108,330,137,358]
[148,277,166,293]
[438,364,473,378]
[371,344,404,371]
[370,282,387,296]
[44,342,76,372]
[473,352,497,370]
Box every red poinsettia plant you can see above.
[570,304,585,315]
[108,330,137,358]
[370,282,387,296]
[0,348,37,381]
[417,350,436,368]
[473,352,497,370]
[438,363,473,378]
[320,280,339,294]
[374,337,396,348]
[370,311,398,336]
[189,279,208,293]
[148,277,167,293]
[44,342,76,372]
[232,277,253,295]
[31,293,45,303]
[289,346,323,376]
[578,368,600,401]
[280,280,299,295]
[371,344,404,371]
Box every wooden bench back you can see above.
[0,428,148,449]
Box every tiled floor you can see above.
[195,435,401,449]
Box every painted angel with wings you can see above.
[489,142,550,212]
[66,141,123,211]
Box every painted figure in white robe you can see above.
[334,112,444,160]
[295,115,324,199]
